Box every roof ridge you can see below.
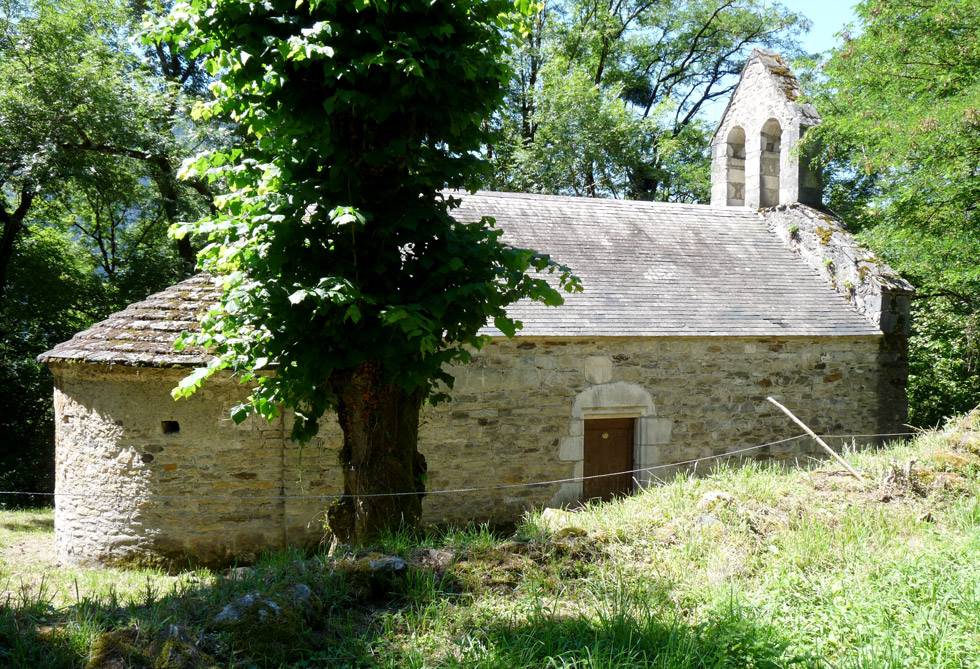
[710,50,819,143]
[39,194,882,367]
[460,190,759,213]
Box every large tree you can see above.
[808,0,980,425]
[489,0,807,199]
[157,0,579,544]
[0,0,218,499]
[0,0,214,299]
[0,227,102,499]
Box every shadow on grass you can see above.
[448,602,816,669]
[0,535,813,669]
[0,515,54,533]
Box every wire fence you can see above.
[0,431,916,503]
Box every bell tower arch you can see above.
[710,50,822,209]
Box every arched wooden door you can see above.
[583,418,635,501]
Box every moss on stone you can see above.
[86,629,150,669]
[86,627,220,669]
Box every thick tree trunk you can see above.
[0,216,20,303]
[327,361,427,545]
[585,164,598,197]
[149,157,199,270]
[0,190,35,302]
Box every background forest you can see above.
[1,0,977,499]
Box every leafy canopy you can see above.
[0,0,213,497]
[156,0,579,440]
[0,0,218,293]
[808,0,980,424]
[490,0,807,200]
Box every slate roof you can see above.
[40,191,881,367]
[40,274,220,366]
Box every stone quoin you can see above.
[40,51,913,567]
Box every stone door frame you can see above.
[551,382,672,506]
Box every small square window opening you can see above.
[161,420,180,434]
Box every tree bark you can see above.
[585,162,598,197]
[0,217,21,303]
[152,163,198,269]
[0,190,35,302]
[327,361,427,545]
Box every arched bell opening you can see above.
[759,118,782,207]
[725,126,746,206]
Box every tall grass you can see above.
[0,411,977,668]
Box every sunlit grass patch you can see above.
[0,410,977,667]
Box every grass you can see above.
[1,410,978,668]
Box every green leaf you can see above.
[494,315,517,337]
[150,0,582,453]
[172,365,214,399]
[231,404,251,423]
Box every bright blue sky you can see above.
[701,1,858,123]
[786,0,857,55]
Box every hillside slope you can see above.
[1,411,978,668]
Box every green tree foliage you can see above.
[155,0,580,543]
[489,0,806,200]
[0,169,189,502]
[36,157,189,306]
[0,0,214,499]
[809,0,980,425]
[504,61,649,198]
[0,229,102,498]
[0,0,215,295]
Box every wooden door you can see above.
[583,418,635,501]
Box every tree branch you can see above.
[0,187,36,301]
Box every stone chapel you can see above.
[40,50,913,566]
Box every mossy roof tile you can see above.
[40,191,881,367]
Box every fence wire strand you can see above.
[0,431,916,502]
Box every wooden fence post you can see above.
[766,396,863,481]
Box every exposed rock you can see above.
[697,490,736,511]
[86,629,142,669]
[450,548,533,594]
[210,591,306,662]
[287,583,313,605]
[225,566,253,581]
[553,526,588,540]
[154,633,217,669]
[411,547,455,572]
[213,592,282,625]
[539,507,584,534]
[86,625,217,669]
[366,555,407,572]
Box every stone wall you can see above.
[419,335,889,523]
[763,204,914,430]
[51,333,890,565]
[709,54,820,209]
[50,364,341,567]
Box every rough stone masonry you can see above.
[50,333,890,566]
[41,50,913,566]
